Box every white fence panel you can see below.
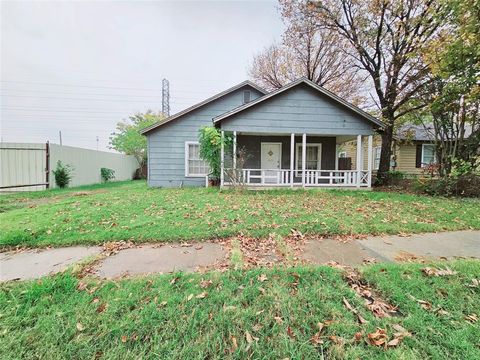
[0,142,139,191]
[49,144,138,188]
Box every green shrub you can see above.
[100,167,115,182]
[416,174,480,197]
[198,126,231,180]
[52,161,73,188]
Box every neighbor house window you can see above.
[185,142,209,177]
[296,143,322,172]
[421,144,436,166]
[243,90,251,104]
[374,146,381,170]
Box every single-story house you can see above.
[342,124,470,175]
[141,78,384,188]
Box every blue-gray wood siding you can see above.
[238,135,336,169]
[220,83,375,135]
[147,86,264,187]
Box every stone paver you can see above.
[358,230,480,261]
[301,238,390,266]
[96,243,226,278]
[0,246,101,282]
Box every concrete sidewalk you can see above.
[1,230,478,281]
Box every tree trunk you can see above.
[377,110,395,184]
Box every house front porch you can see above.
[219,131,374,189]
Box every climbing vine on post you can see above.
[198,126,231,181]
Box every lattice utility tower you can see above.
[162,78,170,117]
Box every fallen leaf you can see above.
[258,274,268,282]
[159,301,167,307]
[121,335,127,343]
[274,316,283,324]
[187,294,194,301]
[368,328,388,347]
[196,292,208,299]
[354,332,363,342]
[417,299,432,310]
[465,314,478,323]
[245,331,258,344]
[96,303,107,313]
[77,282,88,291]
[343,297,354,311]
[387,338,400,347]
[230,336,238,352]
[422,267,457,277]
[286,326,296,339]
[467,279,479,288]
[76,322,85,332]
[200,279,213,288]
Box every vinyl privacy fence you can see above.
[0,142,138,191]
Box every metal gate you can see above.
[0,142,50,191]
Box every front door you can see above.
[261,142,282,183]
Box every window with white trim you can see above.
[373,146,381,170]
[296,143,322,171]
[338,151,347,158]
[185,142,209,177]
[421,144,436,167]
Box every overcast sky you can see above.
[0,0,284,151]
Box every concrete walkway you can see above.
[0,246,101,281]
[357,230,480,261]
[96,243,226,279]
[1,230,478,281]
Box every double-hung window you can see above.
[296,143,322,174]
[185,142,209,177]
[421,144,436,167]
[373,146,381,170]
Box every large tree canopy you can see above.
[249,0,366,104]
[314,0,443,181]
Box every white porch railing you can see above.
[223,169,370,187]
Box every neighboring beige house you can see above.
[340,125,438,176]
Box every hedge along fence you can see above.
[0,142,138,191]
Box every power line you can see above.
[1,94,164,103]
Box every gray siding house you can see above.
[142,78,383,188]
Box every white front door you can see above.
[261,142,282,183]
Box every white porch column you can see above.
[367,135,373,187]
[356,134,362,188]
[290,133,295,188]
[220,130,225,187]
[233,131,237,169]
[302,133,306,188]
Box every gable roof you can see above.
[213,78,384,128]
[396,123,473,141]
[141,80,267,135]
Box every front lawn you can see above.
[1,181,479,248]
[1,261,479,359]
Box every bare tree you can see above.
[314,0,442,182]
[249,0,366,103]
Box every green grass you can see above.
[1,180,479,248]
[1,261,479,359]
[362,260,480,359]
